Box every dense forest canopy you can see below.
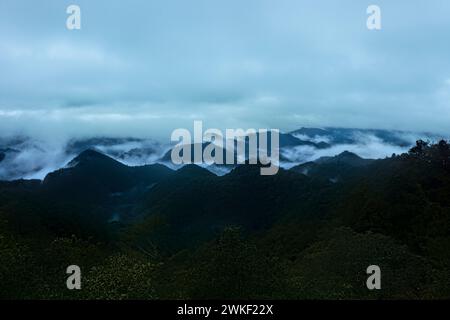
[1,140,449,299]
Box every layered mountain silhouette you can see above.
[160,131,329,165]
[289,127,425,146]
[43,149,173,202]
[1,138,450,299]
[290,151,374,182]
[0,127,444,180]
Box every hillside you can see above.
[0,141,449,299]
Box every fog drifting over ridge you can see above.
[0,128,446,181]
[1,1,450,179]
[281,134,409,169]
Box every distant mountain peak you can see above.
[67,149,124,168]
[227,163,282,177]
[339,150,356,156]
[313,151,374,168]
[174,164,216,178]
[336,150,362,160]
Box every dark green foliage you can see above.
[287,227,432,299]
[83,253,158,300]
[0,218,42,299]
[290,151,374,183]
[124,164,329,253]
[181,227,287,299]
[1,143,450,299]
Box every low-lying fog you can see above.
[0,128,445,180]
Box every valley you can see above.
[1,135,449,299]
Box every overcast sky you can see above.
[1,0,450,141]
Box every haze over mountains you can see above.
[0,127,445,181]
[2,0,450,300]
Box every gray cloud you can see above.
[1,0,450,140]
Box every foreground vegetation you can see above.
[1,141,449,299]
